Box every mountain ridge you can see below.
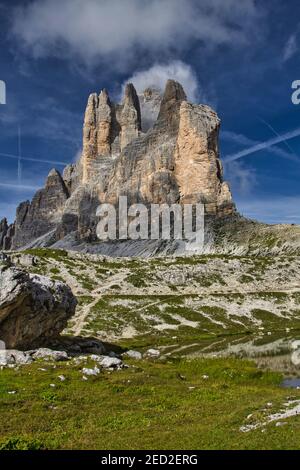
[1,79,299,256]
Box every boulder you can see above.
[11,254,38,267]
[123,350,142,360]
[100,356,123,368]
[0,349,33,366]
[0,264,77,349]
[144,348,160,358]
[32,348,69,361]
[82,366,100,376]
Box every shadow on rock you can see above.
[45,335,126,357]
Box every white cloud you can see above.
[10,0,261,68]
[283,31,299,62]
[123,61,200,102]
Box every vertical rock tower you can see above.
[1,79,235,251]
[81,84,142,184]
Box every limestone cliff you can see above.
[104,80,233,214]
[11,169,69,249]
[1,79,235,251]
[0,218,15,250]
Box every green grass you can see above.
[24,248,68,261]
[0,437,46,450]
[127,273,147,288]
[1,357,300,450]
[83,292,300,346]
[3,248,300,449]
[77,296,94,306]
[49,267,60,275]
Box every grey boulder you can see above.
[144,348,160,358]
[0,264,77,349]
[100,356,123,369]
[32,348,69,361]
[123,350,142,360]
[0,349,33,366]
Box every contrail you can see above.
[224,127,300,163]
[0,182,40,190]
[222,130,300,163]
[0,152,68,166]
[258,117,297,156]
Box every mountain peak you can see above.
[1,77,235,251]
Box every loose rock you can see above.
[32,348,69,362]
[124,350,142,360]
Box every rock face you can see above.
[81,83,141,185]
[0,218,15,250]
[0,263,77,349]
[0,218,8,246]
[4,79,235,250]
[104,80,233,214]
[11,169,69,249]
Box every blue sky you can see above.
[1,0,300,224]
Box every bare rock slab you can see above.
[0,264,77,350]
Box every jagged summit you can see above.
[159,79,187,113]
[1,80,236,252]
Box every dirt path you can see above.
[71,270,129,336]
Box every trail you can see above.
[71,271,129,336]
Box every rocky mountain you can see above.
[1,79,237,253]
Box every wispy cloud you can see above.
[223,128,300,163]
[283,29,299,62]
